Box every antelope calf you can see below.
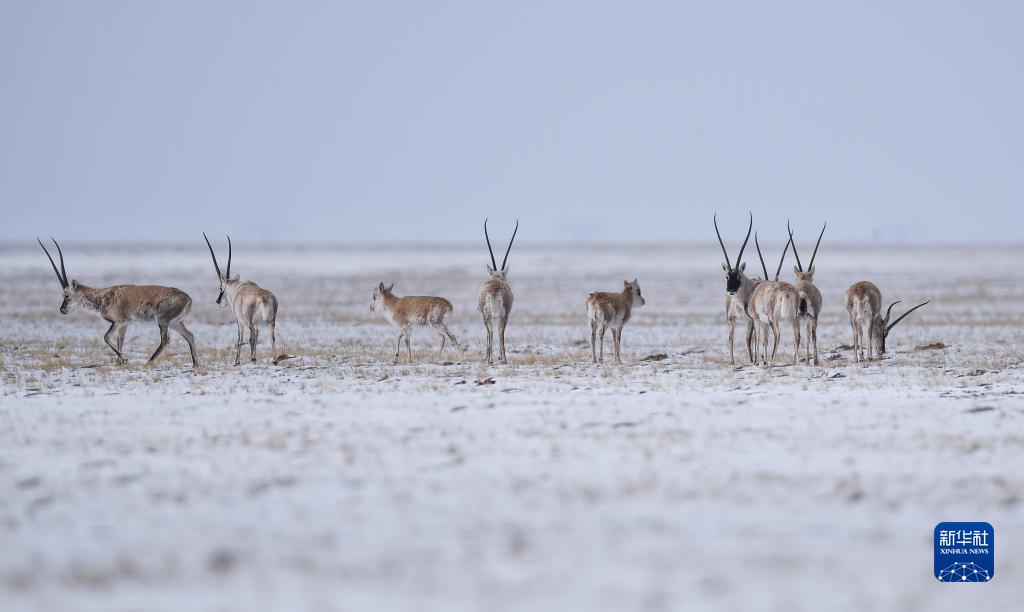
[788,221,826,365]
[586,279,645,364]
[204,234,279,365]
[845,281,930,362]
[371,283,462,364]
[478,218,517,364]
[747,234,800,366]
[38,238,199,367]
[715,212,763,364]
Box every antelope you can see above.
[787,221,826,365]
[845,282,930,362]
[478,218,517,365]
[37,237,199,367]
[715,212,763,365]
[371,283,462,364]
[203,233,279,365]
[586,279,645,364]
[747,233,800,366]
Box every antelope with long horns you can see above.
[478,218,517,364]
[715,213,763,365]
[586,279,645,364]
[203,233,279,365]
[371,283,462,364]
[845,282,930,362]
[37,238,199,367]
[788,221,826,365]
[747,233,800,366]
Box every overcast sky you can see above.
[2,2,1022,244]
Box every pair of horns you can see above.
[38,237,68,289]
[754,233,792,282]
[714,212,752,272]
[883,299,931,335]
[203,233,232,279]
[484,219,518,272]
[787,221,826,272]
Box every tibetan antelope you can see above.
[845,282,930,362]
[747,233,800,366]
[203,234,279,365]
[371,283,462,364]
[37,238,199,367]
[787,221,826,365]
[478,218,517,364]
[715,212,763,365]
[586,279,645,364]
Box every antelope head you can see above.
[38,237,77,314]
[714,212,753,294]
[788,220,826,283]
[484,218,518,281]
[625,279,645,307]
[203,233,237,307]
[370,282,394,312]
[876,299,931,354]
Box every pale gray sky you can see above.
[2,1,1022,244]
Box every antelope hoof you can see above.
[233,360,241,366]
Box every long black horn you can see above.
[886,300,930,334]
[226,235,232,278]
[52,237,67,286]
[484,218,497,271]
[754,232,769,280]
[735,212,753,268]
[38,237,68,288]
[807,222,826,270]
[203,232,222,278]
[713,213,732,270]
[500,219,518,271]
[787,221,803,272]
[883,300,901,324]
[774,234,791,281]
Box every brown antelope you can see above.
[478,218,517,364]
[747,233,800,366]
[845,281,930,362]
[37,237,199,367]
[787,221,826,365]
[586,279,645,364]
[203,234,279,365]
[371,283,462,364]
[715,212,763,365]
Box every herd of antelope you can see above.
[35,215,930,368]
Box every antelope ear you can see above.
[486,265,494,274]
[807,265,815,277]
[793,265,801,276]
[71,279,79,289]
[722,263,728,271]
[502,266,510,276]
[633,278,638,286]
[386,283,394,292]
[378,282,385,291]
[739,262,745,272]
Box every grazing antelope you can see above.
[37,237,199,367]
[747,234,800,366]
[715,212,763,365]
[203,233,279,365]
[787,221,826,365]
[845,282,930,362]
[371,283,462,364]
[478,218,517,364]
[586,279,645,364]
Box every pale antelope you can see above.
[747,234,800,366]
[203,234,279,365]
[787,221,826,365]
[845,281,930,362]
[587,279,645,364]
[478,218,517,364]
[715,212,763,364]
[37,238,199,367]
[371,283,462,364]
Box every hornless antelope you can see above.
[845,282,930,362]
[747,234,800,366]
[586,279,645,364]
[478,218,517,364]
[37,238,199,367]
[715,213,763,365]
[371,283,462,364]
[787,221,826,365]
[203,233,279,365]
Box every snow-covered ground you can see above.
[1,242,1022,611]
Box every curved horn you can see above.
[226,235,232,278]
[484,218,497,271]
[807,222,826,270]
[885,300,930,335]
[754,232,769,280]
[787,221,803,272]
[735,212,753,268]
[500,219,518,271]
[883,300,901,325]
[38,237,68,288]
[203,232,222,279]
[774,234,791,281]
[713,213,732,270]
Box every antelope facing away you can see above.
[586,279,645,364]
[845,281,930,362]
[371,283,462,364]
[38,238,199,367]
[787,221,826,365]
[715,212,763,365]
[747,233,800,366]
[203,234,279,365]
[478,218,517,364]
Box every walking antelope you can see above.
[715,213,762,365]
[203,234,279,365]
[747,233,800,366]
[371,284,462,364]
[478,218,517,364]
[845,282,930,362]
[37,238,199,367]
[586,279,645,364]
[787,221,826,365]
